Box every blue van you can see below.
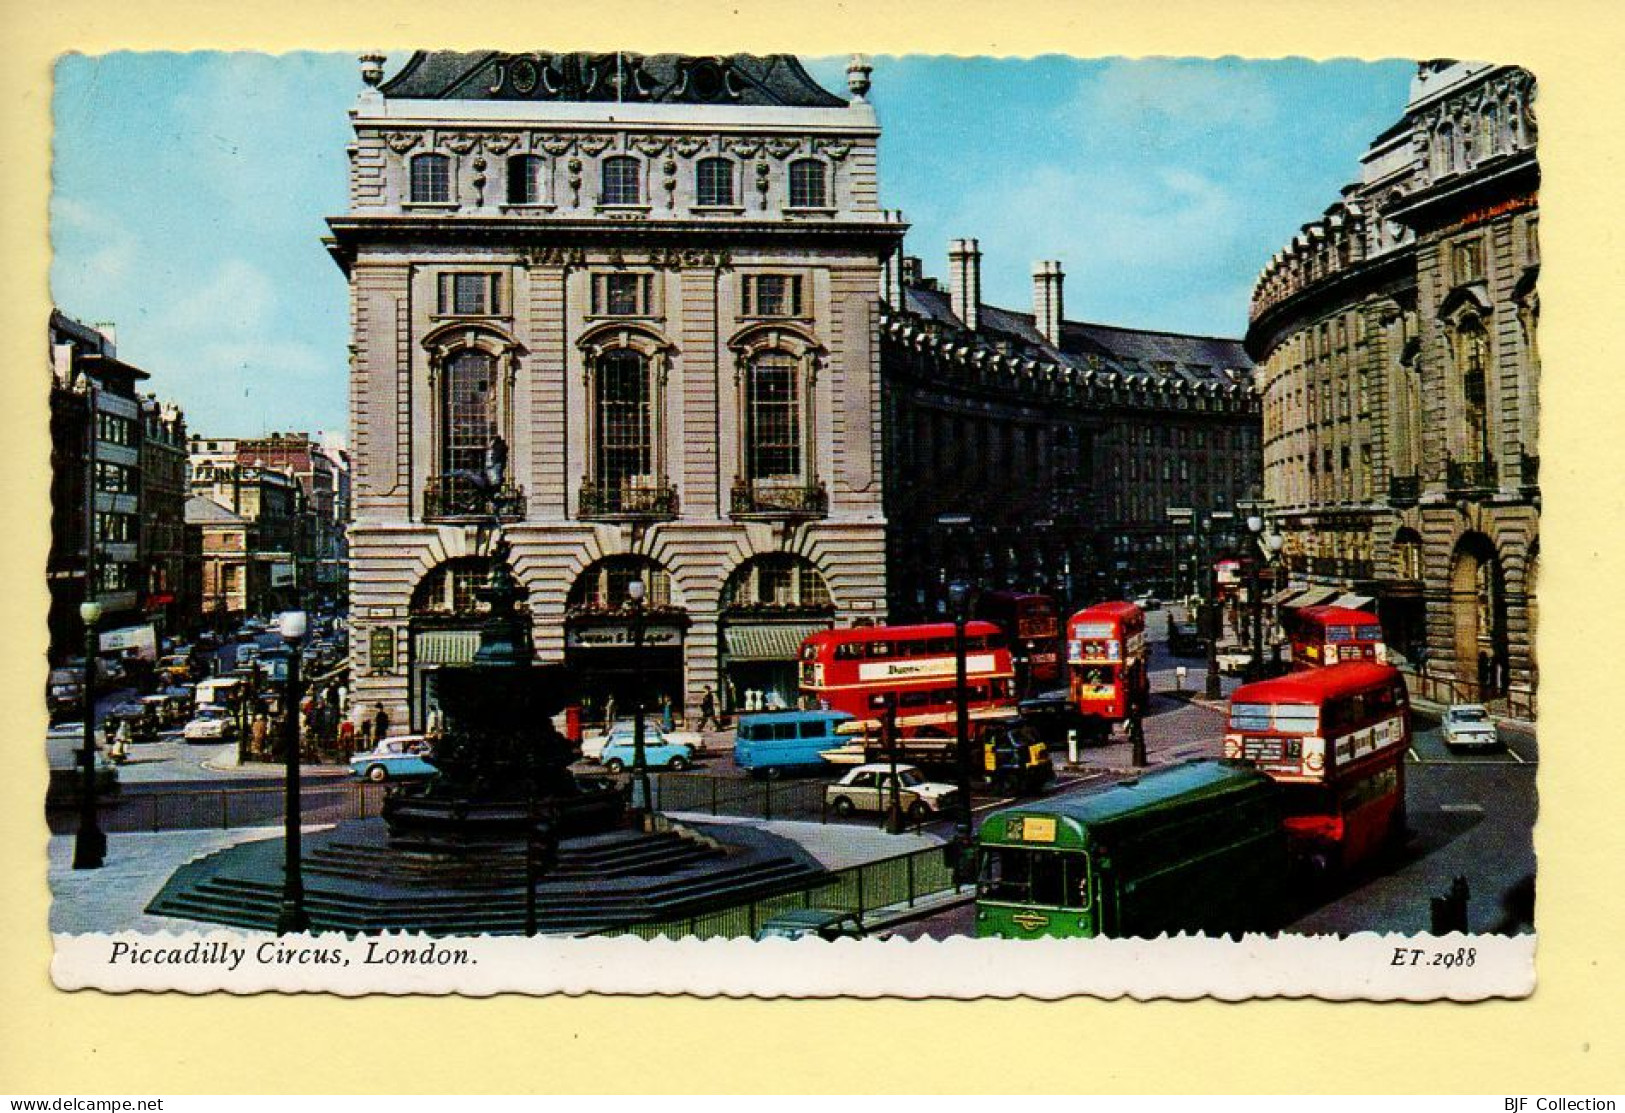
[733,711,854,778]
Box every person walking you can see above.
[697,686,718,731]
[603,694,618,730]
[660,694,674,732]
[250,711,268,757]
[373,702,390,742]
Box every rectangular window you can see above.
[743,274,803,318]
[748,353,801,480]
[592,273,652,317]
[696,159,735,207]
[96,413,135,447]
[601,158,642,206]
[95,461,132,494]
[1452,238,1485,285]
[410,155,451,204]
[507,155,546,206]
[437,273,501,316]
[788,160,827,209]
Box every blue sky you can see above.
[51,52,1414,439]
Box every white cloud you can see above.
[50,196,137,287]
[1072,58,1282,133]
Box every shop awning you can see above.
[1282,588,1342,609]
[413,628,481,666]
[723,622,830,663]
[1265,585,1305,605]
[1330,593,1375,612]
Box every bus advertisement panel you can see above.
[976,591,1062,691]
[1224,661,1410,873]
[1286,604,1386,669]
[798,621,1017,738]
[1065,601,1149,737]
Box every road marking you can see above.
[1439,803,1485,814]
[1407,748,1421,763]
[1504,746,1526,764]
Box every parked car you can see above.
[350,736,437,782]
[581,720,703,762]
[182,706,237,743]
[825,763,959,821]
[1442,703,1499,750]
[754,909,867,941]
[598,730,696,773]
[47,667,85,722]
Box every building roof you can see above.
[379,52,848,107]
[901,285,1252,389]
[184,496,247,526]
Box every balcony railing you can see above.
[1447,457,1497,493]
[578,478,679,521]
[730,479,828,520]
[422,475,526,521]
[1388,474,1420,506]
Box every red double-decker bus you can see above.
[1065,602,1150,742]
[1285,605,1385,670]
[1223,662,1409,874]
[975,591,1062,691]
[798,621,1017,738]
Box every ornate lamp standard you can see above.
[275,609,310,935]
[1245,513,1285,681]
[947,582,976,880]
[72,599,106,870]
[626,578,652,827]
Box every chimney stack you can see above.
[948,238,982,333]
[1033,260,1065,345]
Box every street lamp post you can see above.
[1204,547,1223,700]
[947,582,975,879]
[275,609,309,935]
[73,599,106,870]
[627,578,652,828]
[1246,514,1265,683]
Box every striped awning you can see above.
[413,628,481,666]
[723,622,830,663]
[1330,593,1375,612]
[1282,588,1342,608]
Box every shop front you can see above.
[564,618,686,728]
[718,618,831,714]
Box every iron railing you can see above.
[1447,457,1497,493]
[578,478,679,520]
[1388,474,1420,505]
[45,779,387,834]
[592,841,962,940]
[423,475,527,521]
[730,479,828,519]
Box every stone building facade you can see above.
[189,437,305,619]
[137,395,189,638]
[880,243,1260,623]
[329,52,904,726]
[1246,61,1539,715]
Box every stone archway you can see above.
[717,553,835,714]
[563,555,686,728]
[408,556,501,733]
[1449,532,1507,701]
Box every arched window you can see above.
[601,156,642,206]
[568,556,674,612]
[695,157,735,207]
[788,159,827,209]
[410,153,451,204]
[596,349,652,492]
[412,558,493,617]
[1436,123,1456,174]
[721,554,833,611]
[746,352,801,481]
[441,348,498,484]
[507,154,547,205]
[1456,319,1491,464]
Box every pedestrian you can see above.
[250,712,268,756]
[697,686,718,731]
[603,694,618,730]
[426,705,445,738]
[338,716,356,750]
[661,694,674,732]
[373,702,390,742]
[114,718,132,756]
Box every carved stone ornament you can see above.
[538,134,576,156]
[631,135,672,157]
[482,133,520,155]
[725,138,763,158]
[382,131,422,154]
[672,136,708,158]
[577,135,613,156]
[443,133,481,155]
[764,137,800,160]
[813,139,852,161]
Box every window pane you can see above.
[750,275,799,317]
[597,350,651,487]
[508,155,544,205]
[602,157,641,206]
[788,160,826,208]
[452,273,490,315]
[601,273,644,316]
[441,350,497,480]
[411,155,450,203]
[696,158,734,206]
[747,353,800,480]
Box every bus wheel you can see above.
[832,796,855,817]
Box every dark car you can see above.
[1016,692,1077,744]
[754,909,867,941]
[1168,622,1207,658]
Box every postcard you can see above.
[40,48,1539,1001]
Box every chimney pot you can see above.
[948,239,983,333]
[1033,260,1066,345]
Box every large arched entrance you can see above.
[717,554,834,713]
[1449,532,1508,701]
[409,556,510,732]
[565,556,686,727]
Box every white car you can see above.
[1442,704,1499,750]
[182,707,237,743]
[581,720,704,762]
[824,763,959,821]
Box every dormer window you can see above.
[410,153,452,204]
[788,159,827,209]
[601,156,642,206]
[696,157,736,207]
